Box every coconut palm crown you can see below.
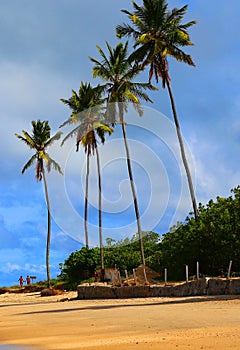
[15,120,63,179]
[90,41,157,124]
[60,82,111,153]
[116,0,196,86]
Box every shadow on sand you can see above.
[16,294,240,316]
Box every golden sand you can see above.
[0,292,240,349]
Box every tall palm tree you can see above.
[116,0,199,218]
[89,41,157,266]
[60,82,113,279]
[15,120,63,288]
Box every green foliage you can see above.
[160,187,240,280]
[57,187,240,286]
[104,231,161,272]
[59,231,161,288]
[59,247,101,289]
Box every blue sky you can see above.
[1,0,240,286]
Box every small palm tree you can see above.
[15,120,63,288]
[60,82,113,279]
[116,0,199,218]
[89,41,157,265]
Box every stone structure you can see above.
[77,278,240,299]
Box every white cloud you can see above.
[0,261,46,276]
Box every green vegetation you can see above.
[59,188,240,289]
[58,231,161,289]
[161,187,240,280]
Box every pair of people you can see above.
[18,275,31,287]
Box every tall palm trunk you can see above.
[42,167,51,288]
[84,153,90,248]
[119,103,145,266]
[166,80,199,219]
[95,145,105,280]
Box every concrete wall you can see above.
[77,278,240,299]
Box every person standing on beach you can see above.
[26,276,31,285]
[18,276,24,287]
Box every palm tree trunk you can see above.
[166,80,199,219]
[42,168,51,288]
[119,104,145,265]
[96,145,105,280]
[84,154,90,248]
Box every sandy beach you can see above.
[0,291,240,350]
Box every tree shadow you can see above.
[16,294,240,316]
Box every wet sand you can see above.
[0,292,240,349]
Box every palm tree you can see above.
[60,82,113,279]
[15,120,63,288]
[89,41,157,266]
[116,0,199,218]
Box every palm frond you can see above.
[90,57,112,81]
[168,45,195,66]
[61,124,83,146]
[166,5,188,24]
[45,131,62,148]
[180,20,197,30]
[116,23,140,39]
[46,155,63,175]
[59,117,75,129]
[132,101,144,117]
[60,98,71,106]
[21,154,37,174]
[95,124,114,144]
[22,131,36,148]
[15,132,35,149]
[128,83,156,103]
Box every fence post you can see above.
[118,270,122,285]
[196,261,199,279]
[227,260,233,279]
[185,265,189,282]
[125,270,129,285]
[164,268,167,284]
[133,269,137,285]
